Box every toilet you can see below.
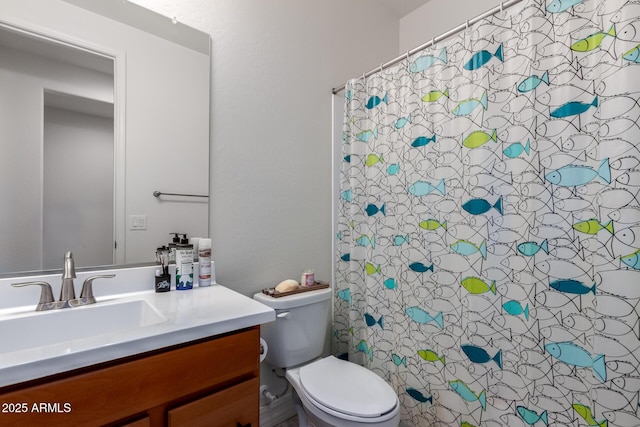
[254,288,400,427]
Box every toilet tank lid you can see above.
[253,287,331,309]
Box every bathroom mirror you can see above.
[0,0,211,275]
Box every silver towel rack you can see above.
[153,191,209,198]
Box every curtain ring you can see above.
[406,51,410,60]
[466,20,469,30]
[380,63,384,73]
[500,2,504,12]
[432,37,435,47]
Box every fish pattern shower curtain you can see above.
[334,0,640,426]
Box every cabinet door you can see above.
[167,377,258,427]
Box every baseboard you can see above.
[259,391,296,427]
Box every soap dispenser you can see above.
[175,234,193,290]
[168,233,180,264]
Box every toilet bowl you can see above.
[286,356,400,427]
[253,288,400,427]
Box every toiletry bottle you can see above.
[168,233,181,264]
[198,238,212,287]
[175,235,193,290]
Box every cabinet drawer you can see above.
[0,327,259,427]
[168,377,259,427]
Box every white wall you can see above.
[400,0,502,53]
[129,0,400,297]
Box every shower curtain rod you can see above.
[331,0,524,95]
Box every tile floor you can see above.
[273,415,298,427]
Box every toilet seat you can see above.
[298,356,398,419]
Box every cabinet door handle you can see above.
[236,423,251,427]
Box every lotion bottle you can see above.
[198,238,212,287]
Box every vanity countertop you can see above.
[0,285,275,388]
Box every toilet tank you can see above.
[253,288,331,368]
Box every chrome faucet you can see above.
[11,251,115,311]
[59,251,77,304]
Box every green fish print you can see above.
[419,219,447,231]
[573,403,608,427]
[573,219,614,235]
[365,262,381,275]
[461,277,496,295]
[463,129,498,149]
[571,25,615,52]
[365,153,384,167]
[421,88,449,102]
[418,349,446,364]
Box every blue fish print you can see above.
[340,189,352,202]
[383,278,398,289]
[623,45,640,63]
[503,139,530,158]
[518,71,549,93]
[550,279,596,295]
[406,306,444,329]
[406,387,433,403]
[550,96,598,118]
[409,47,447,73]
[356,339,374,361]
[411,134,437,147]
[545,341,606,381]
[391,353,407,366]
[462,196,503,215]
[365,93,388,109]
[356,235,375,248]
[503,300,529,320]
[408,178,445,196]
[393,235,410,246]
[621,249,640,269]
[546,0,583,13]
[392,353,407,367]
[365,203,386,216]
[517,406,548,425]
[449,380,486,410]
[364,313,384,328]
[337,288,351,305]
[386,163,400,175]
[451,239,487,259]
[356,126,378,142]
[517,239,549,256]
[453,91,488,116]
[409,262,434,273]
[461,344,503,369]
[545,158,611,186]
[464,44,503,70]
[343,155,351,163]
[395,114,411,128]
[340,253,350,262]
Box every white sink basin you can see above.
[0,300,166,354]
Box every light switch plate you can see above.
[129,215,147,230]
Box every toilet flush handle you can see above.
[276,311,291,320]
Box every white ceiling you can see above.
[374,0,432,18]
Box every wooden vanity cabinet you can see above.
[0,326,260,427]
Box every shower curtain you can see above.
[334,0,640,425]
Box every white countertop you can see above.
[0,284,275,388]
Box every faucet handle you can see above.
[11,281,56,311]
[78,274,116,304]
